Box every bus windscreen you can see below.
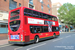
[9,20,20,32]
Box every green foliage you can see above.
[58,3,75,25]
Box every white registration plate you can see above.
[11,35,19,39]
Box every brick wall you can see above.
[0,0,10,12]
[52,2,62,16]
[0,33,8,40]
[0,0,52,14]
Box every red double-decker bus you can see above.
[8,7,60,44]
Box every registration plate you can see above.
[11,35,19,39]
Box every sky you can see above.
[51,0,75,5]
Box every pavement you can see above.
[0,32,75,50]
[60,32,75,33]
[0,39,8,45]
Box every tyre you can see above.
[53,34,56,38]
[34,36,39,43]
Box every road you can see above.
[0,32,75,50]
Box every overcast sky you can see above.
[51,0,75,5]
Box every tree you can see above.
[58,3,75,26]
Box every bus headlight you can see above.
[8,30,9,32]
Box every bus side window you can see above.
[43,14,48,19]
[24,8,32,16]
[54,17,57,21]
[48,15,52,20]
[39,13,42,18]
[33,11,39,17]
[52,27,59,31]
[43,26,48,32]
[30,26,43,33]
[30,26,34,33]
[34,26,43,33]
[52,16,55,21]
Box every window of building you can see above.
[1,25,6,28]
[40,0,42,2]
[41,5,43,11]
[29,0,33,5]
[9,0,17,10]
[29,4,34,9]
[57,12,59,15]
[49,10,50,13]
[4,0,6,1]
[57,8,59,10]
[19,3,21,7]
[57,4,60,6]
[40,0,43,2]
[47,4,50,8]
[0,14,3,17]
[40,0,43,3]
[7,25,8,28]
[48,0,49,2]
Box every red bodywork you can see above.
[8,7,59,44]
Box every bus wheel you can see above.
[53,33,56,38]
[34,36,39,43]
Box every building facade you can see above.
[0,0,52,39]
[52,2,62,16]
[52,2,69,32]
[0,0,52,14]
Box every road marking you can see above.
[65,35,71,38]
[73,34,75,35]
[27,43,46,50]
[53,38,63,42]
[0,44,12,48]
[14,47,23,50]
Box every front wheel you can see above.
[34,36,39,43]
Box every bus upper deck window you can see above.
[52,16,55,21]
[33,11,39,17]
[39,13,42,18]
[48,15,52,20]
[11,10,20,16]
[54,17,57,21]
[24,8,32,16]
[43,14,48,19]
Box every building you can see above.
[52,2,68,32]
[0,10,8,40]
[52,2,62,16]
[0,0,52,39]
[0,0,52,13]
